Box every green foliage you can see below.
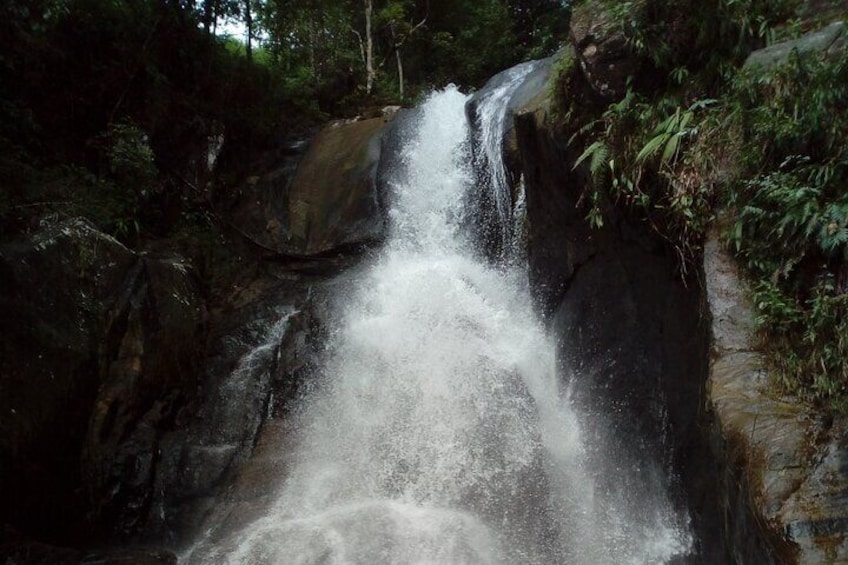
[568,86,718,265]
[635,100,714,165]
[736,49,848,171]
[726,48,848,407]
[559,3,848,406]
[748,277,848,405]
[593,0,797,92]
[1,0,571,246]
[729,161,848,276]
[0,0,251,244]
[254,0,568,111]
[556,2,848,410]
[89,120,158,237]
[101,121,157,187]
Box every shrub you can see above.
[727,48,848,407]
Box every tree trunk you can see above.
[390,24,403,102]
[203,0,214,33]
[396,47,404,102]
[365,0,375,95]
[244,0,253,62]
[309,17,318,84]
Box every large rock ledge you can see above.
[507,34,848,557]
[704,234,848,564]
[231,116,391,257]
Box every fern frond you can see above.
[589,142,609,180]
[573,140,607,171]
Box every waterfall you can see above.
[187,83,693,564]
[471,60,538,254]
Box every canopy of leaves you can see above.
[0,0,570,244]
[257,0,569,105]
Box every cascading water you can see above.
[188,77,693,564]
[471,61,538,249]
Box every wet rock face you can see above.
[0,217,205,543]
[142,249,373,546]
[513,98,594,312]
[512,17,848,561]
[145,275,318,543]
[513,88,725,562]
[231,117,391,257]
[705,234,848,564]
[2,112,398,552]
[569,0,643,100]
[83,254,206,537]
[152,266,367,552]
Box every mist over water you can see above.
[189,82,693,564]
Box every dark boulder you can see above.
[0,526,82,564]
[78,547,178,564]
[144,261,364,545]
[231,117,392,257]
[569,0,644,100]
[513,89,596,310]
[82,253,206,537]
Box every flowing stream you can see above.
[189,77,693,564]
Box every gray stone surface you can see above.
[744,21,846,71]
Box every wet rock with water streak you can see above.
[464,59,553,257]
[512,85,597,310]
[145,264,360,545]
[514,79,725,562]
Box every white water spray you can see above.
[189,81,692,564]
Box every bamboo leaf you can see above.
[678,110,693,131]
[688,98,717,111]
[652,114,675,136]
[636,133,668,163]
[661,132,682,164]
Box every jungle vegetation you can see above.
[555,0,848,409]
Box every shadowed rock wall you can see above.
[0,217,205,558]
[510,88,725,563]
